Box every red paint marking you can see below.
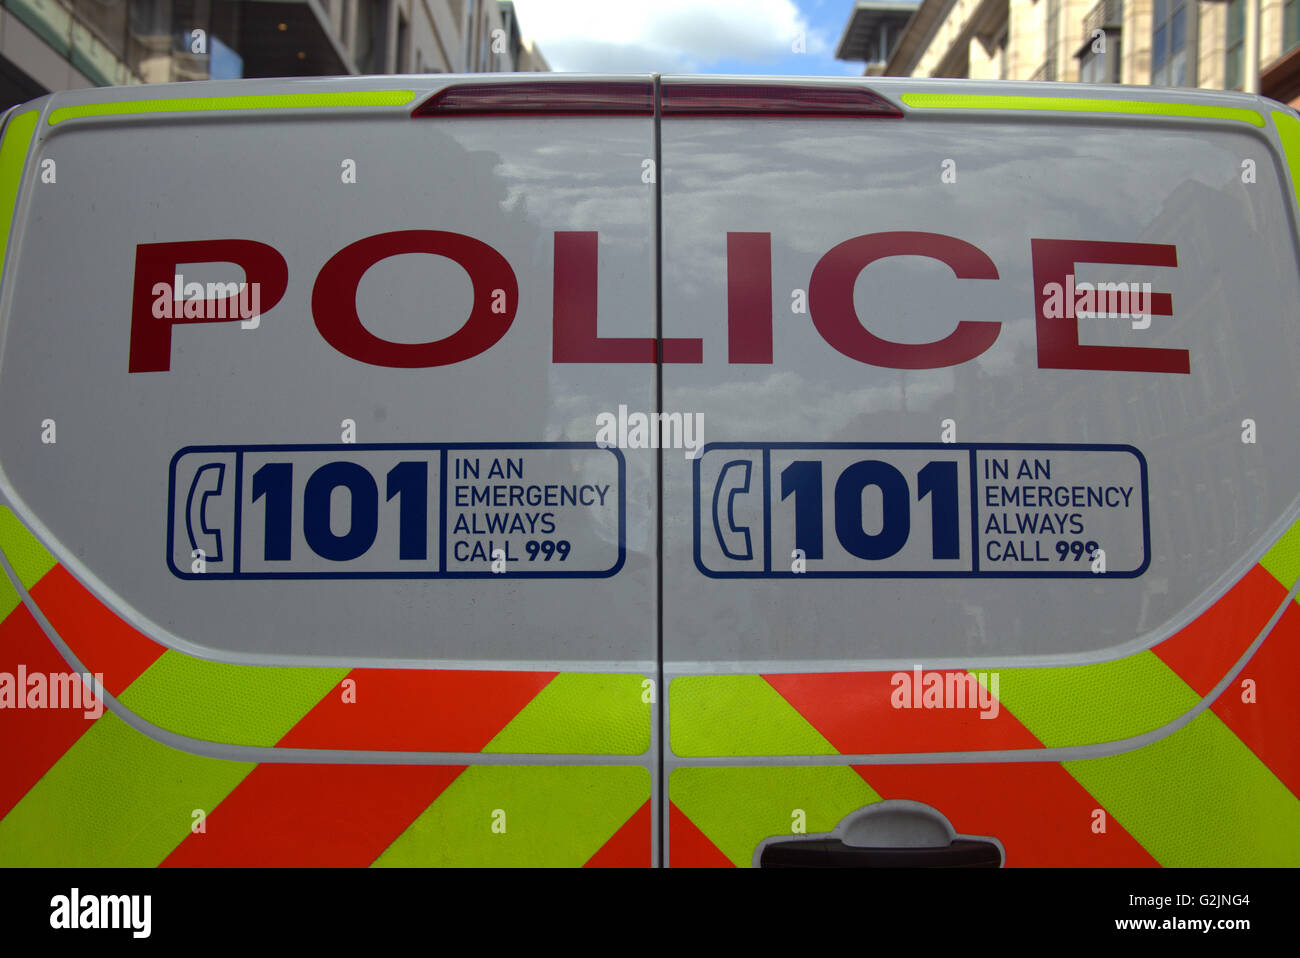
[668,801,734,868]
[856,763,1157,867]
[584,800,651,868]
[763,671,1041,754]
[28,566,164,696]
[0,605,101,818]
[1152,564,1285,695]
[277,669,558,751]
[162,764,464,867]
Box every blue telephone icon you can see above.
[712,459,754,561]
[185,462,226,563]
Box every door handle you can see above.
[760,837,1001,868]
[755,799,1004,868]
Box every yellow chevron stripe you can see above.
[669,766,880,867]
[373,765,649,867]
[1062,710,1300,866]
[1260,514,1300,596]
[484,672,651,755]
[0,507,55,620]
[670,675,837,757]
[0,711,252,866]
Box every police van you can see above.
[0,74,1298,867]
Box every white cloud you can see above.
[509,0,827,73]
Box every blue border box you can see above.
[168,442,626,580]
[692,441,1150,579]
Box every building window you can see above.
[1287,0,1300,53]
[1226,0,1244,90]
[1046,0,1060,75]
[397,11,409,72]
[1080,32,1121,82]
[1077,0,1123,83]
[1152,0,1194,87]
[355,0,388,73]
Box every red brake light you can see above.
[413,81,655,117]
[660,82,902,118]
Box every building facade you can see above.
[839,0,1300,106]
[0,0,546,111]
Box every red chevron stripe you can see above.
[165,667,571,864]
[1151,564,1284,692]
[1152,563,1300,796]
[161,764,465,867]
[0,604,103,818]
[764,660,1154,863]
[276,669,558,751]
[28,566,164,694]
[763,671,1040,754]
[768,666,1156,865]
[856,763,1157,867]
[1154,575,1300,797]
[584,800,651,867]
[1209,601,1300,795]
[22,565,561,752]
[668,801,734,867]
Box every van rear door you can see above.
[660,78,1300,867]
[0,77,659,866]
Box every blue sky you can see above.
[509,0,915,76]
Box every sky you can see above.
[508,0,902,76]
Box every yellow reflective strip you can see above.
[483,673,651,755]
[0,711,253,866]
[118,651,347,747]
[1272,110,1300,211]
[669,766,880,867]
[48,90,416,126]
[1063,710,1300,866]
[900,93,1265,128]
[373,765,648,867]
[670,675,837,757]
[0,110,37,275]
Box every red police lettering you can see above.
[128,230,1189,375]
[1031,238,1186,374]
[553,231,701,363]
[129,239,287,373]
[312,230,517,368]
[808,231,1002,369]
[727,232,773,364]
